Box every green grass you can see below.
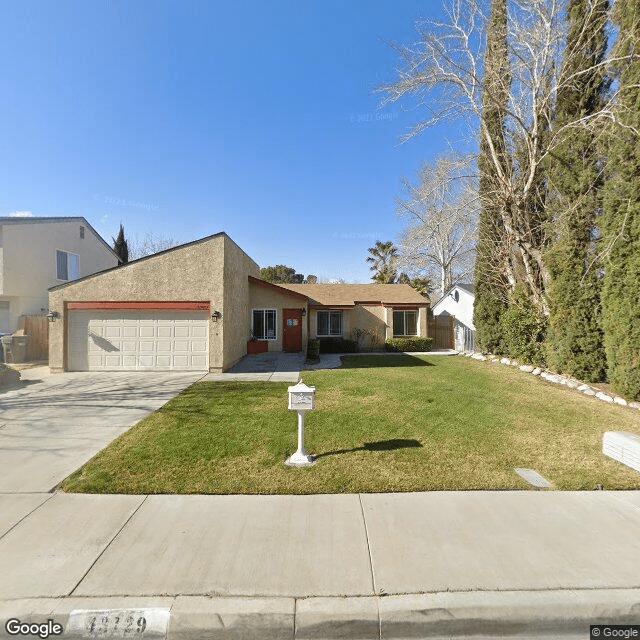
[60,355,640,493]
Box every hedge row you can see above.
[385,337,434,352]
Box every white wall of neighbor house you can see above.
[432,287,475,351]
[432,287,475,329]
[0,220,117,331]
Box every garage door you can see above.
[68,310,209,371]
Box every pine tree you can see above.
[474,0,511,353]
[112,224,129,265]
[601,0,640,399]
[545,0,609,381]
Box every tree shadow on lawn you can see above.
[314,438,423,459]
[339,354,434,369]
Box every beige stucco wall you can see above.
[221,236,260,369]
[1,220,117,332]
[248,282,308,352]
[49,233,258,373]
[308,305,387,349]
[419,306,428,338]
[350,305,388,348]
[309,303,428,350]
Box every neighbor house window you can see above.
[317,310,342,336]
[253,309,277,340]
[79,226,85,239]
[56,250,80,281]
[393,310,417,336]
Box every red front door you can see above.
[283,309,303,352]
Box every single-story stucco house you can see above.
[48,232,430,373]
[431,284,475,352]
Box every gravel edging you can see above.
[458,351,640,411]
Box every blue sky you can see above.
[0,0,464,282]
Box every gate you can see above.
[18,315,49,361]
[428,315,455,349]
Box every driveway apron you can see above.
[0,369,204,493]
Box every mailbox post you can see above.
[286,380,316,467]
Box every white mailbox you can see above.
[285,380,316,467]
[288,381,316,411]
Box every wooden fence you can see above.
[18,315,49,361]
[428,315,455,349]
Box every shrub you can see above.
[499,288,547,366]
[318,337,358,353]
[351,327,384,351]
[306,338,320,360]
[385,337,434,352]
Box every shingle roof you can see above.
[457,283,475,295]
[278,283,429,307]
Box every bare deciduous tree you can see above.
[379,0,628,315]
[397,154,478,298]
[128,232,181,260]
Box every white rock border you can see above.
[457,350,640,412]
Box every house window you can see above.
[393,310,418,336]
[252,309,277,340]
[56,250,80,281]
[80,226,85,239]
[317,310,342,336]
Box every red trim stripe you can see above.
[67,301,211,311]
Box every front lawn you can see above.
[61,355,640,493]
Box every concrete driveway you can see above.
[0,367,204,493]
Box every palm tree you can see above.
[366,240,398,283]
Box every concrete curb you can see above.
[1,589,639,639]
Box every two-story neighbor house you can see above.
[0,217,119,332]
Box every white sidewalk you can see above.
[2,491,640,638]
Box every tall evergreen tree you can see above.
[112,224,129,264]
[545,0,609,381]
[473,0,511,353]
[601,0,640,398]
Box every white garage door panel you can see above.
[69,310,210,371]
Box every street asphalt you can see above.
[1,358,639,638]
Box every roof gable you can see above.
[432,284,476,311]
[0,216,117,259]
[49,231,232,291]
[248,276,309,300]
